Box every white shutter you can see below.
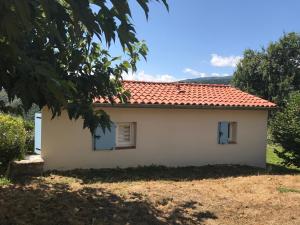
[116,123,135,147]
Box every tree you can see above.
[0,0,168,132]
[271,91,300,167]
[0,90,39,120]
[232,32,300,107]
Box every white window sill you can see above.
[115,146,136,150]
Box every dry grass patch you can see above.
[0,166,299,225]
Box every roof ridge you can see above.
[122,80,231,87]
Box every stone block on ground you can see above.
[8,155,44,178]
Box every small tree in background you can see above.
[232,32,300,107]
[271,91,300,167]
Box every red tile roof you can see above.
[94,80,276,108]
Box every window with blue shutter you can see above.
[218,121,238,144]
[93,123,116,150]
[218,121,229,144]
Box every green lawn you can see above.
[267,144,285,165]
[266,144,300,173]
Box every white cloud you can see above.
[183,68,207,77]
[183,68,229,77]
[210,54,242,67]
[122,70,178,82]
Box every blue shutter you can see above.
[218,122,229,144]
[34,113,42,154]
[94,123,116,150]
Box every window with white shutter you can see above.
[116,122,136,148]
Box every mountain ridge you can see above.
[181,76,233,85]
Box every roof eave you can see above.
[93,103,277,110]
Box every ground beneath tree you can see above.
[0,166,299,225]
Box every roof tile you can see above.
[94,80,276,108]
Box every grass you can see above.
[266,144,300,173]
[277,186,300,194]
[49,165,265,184]
[0,166,299,225]
[267,144,284,165]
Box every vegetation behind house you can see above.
[232,32,300,108]
[182,76,232,84]
[270,92,300,167]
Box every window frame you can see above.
[218,121,237,145]
[115,122,136,149]
[228,122,237,144]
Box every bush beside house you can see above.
[0,114,27,167]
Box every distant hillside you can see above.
[181,76,233,85]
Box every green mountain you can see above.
[181,76,233,85]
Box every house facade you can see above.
[41,81,276,170]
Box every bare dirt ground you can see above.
[0,166,299,225]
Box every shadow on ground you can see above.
[1,165,299,224]
[46,164,299,184]
[0,182,217,225]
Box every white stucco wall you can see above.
[41,107,269,170]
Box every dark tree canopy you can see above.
[0,0,168,132]
[232,32,300,107]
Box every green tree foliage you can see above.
[271,91,300,167]
[23,120,35,155]
[232,32,300,107]
[0,114,26,167]
[0,90,39,120]
[0,0,168,132]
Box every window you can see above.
[218,121,237,144]
[116,122,136,148]
[93,122,136,150]
[228,122,237,144]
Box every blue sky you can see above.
[109,0,300,81]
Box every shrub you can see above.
[0,114,26,167]
[23,120,34,155]
[0,176,11,186]
[271,91,300,167]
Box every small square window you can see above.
[116,122,136,148]
[218,121,237,144]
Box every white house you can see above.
[40,81,276,170]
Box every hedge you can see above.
[0,114,26,167]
